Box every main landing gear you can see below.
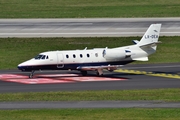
[97,69,103,76]
[80,69,103,76]
[29,70,35,78]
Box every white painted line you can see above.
[37,74,80,77]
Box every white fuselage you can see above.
[18,44,149,72]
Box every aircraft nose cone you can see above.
[17,60,34,71]
[17,62,29,71]
[17,63,25,71]
[18,63,22,67]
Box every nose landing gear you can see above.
[29,70,35,78]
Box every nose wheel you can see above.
[29,70,35,78]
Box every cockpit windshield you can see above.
[34,54,48,60]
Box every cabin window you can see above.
[95,53,98,57]
[87,54,90,57]
[35,54,48,60]
[35,55,44,60]
[80,54,83,58]
[73,54,76,58]
[41,55,46,59]
[66,55,69,58]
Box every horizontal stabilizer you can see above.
[132,57,148,61]
[132,40,140,44]
[139,41,162,48]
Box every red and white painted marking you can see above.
[6,78,74,84]
[0,74,127,84]
[0,74,28,79]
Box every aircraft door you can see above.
[57,53,64,68]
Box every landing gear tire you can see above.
[96,71,103,76]
[81,71,87,76]
[96,69,103,76]
[29,70,35,78]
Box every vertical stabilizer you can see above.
[137,24,161,48]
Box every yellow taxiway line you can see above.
[115,69,180,79]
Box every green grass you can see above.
[1,89,180,119]
[0,36,179,69]
[0,108,180,120]
[0,89,180,102]
[1,0,180,18]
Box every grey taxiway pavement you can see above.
[1,18,180,37]
[0,63,180,93]
[0,63,180,109]
[1,101,180,109]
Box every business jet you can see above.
[18,24,161,78]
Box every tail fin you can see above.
[131,24,161,61]
[137,24,161,56]
[137,24,161,48]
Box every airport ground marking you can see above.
[58,76,125,82]
[0,74,126,84]
[115,69,180,79]
[37,74,80,77]
[0,74,28,79]
[5,78,74,84]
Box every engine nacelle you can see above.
[103,49,127,60]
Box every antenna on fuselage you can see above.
[84,47,87,50]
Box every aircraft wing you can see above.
[77,65,123,71]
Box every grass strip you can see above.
[0,108,180,120]
[0,36,180,69]
[0,89,180,102]
[1,0,180,18]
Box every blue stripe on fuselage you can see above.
[18,60,134,71]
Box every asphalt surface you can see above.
[0,18,180,37]
[0,63,180,109]
[1,101,180,109]
[0,63,180,93]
